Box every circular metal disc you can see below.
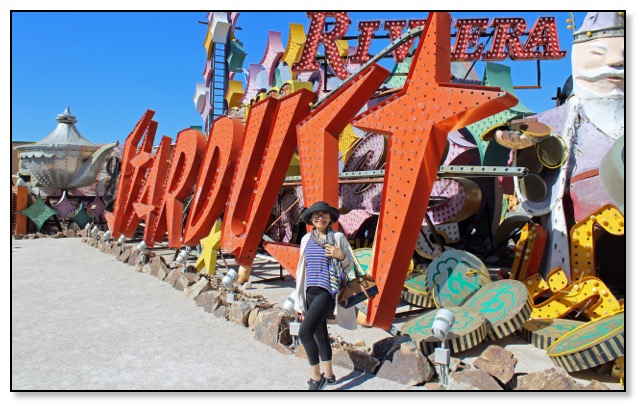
[427,250,492,307]
[461,279,532,340]
[401,307,487,355]
[522,318,584,350]
[547,311,624,372]
[401,272,435,308]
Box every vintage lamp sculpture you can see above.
[281,290,300,345]
[222,268,238,303]
[15,107,119,190]
[432,309,456,386]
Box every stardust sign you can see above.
[108,13,524,330]
[293,12,566,80]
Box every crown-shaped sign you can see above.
[573,12,625,43]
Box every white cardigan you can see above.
[293,231,357,330]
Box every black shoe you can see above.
[307,375,326,390]
[323,374,337,384]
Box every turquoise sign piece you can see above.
[427,250,491,307]
[462,279,531,340]
[401,306,487,354]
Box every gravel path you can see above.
[11,238,414,391]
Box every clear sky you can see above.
[10,11,589,145]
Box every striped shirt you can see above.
[305,237,333,296]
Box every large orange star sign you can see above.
[352,12,518,329]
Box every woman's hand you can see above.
[296,312,304,322]
[325,244,345,261]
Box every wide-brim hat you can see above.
[300,201,340,225]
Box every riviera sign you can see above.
[292,12,567,79]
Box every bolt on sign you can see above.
[292,12,566,79]
[107,12,518,330]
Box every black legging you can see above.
[299,287,335,366]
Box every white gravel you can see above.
[11,238,413,391]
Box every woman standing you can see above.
[294,201,357,390]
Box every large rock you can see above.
[195,291,215,309]
[229,300,256,326]
[515,367,578,390]
[248,308,259,330]
[372,335,412,361]
[375,338,434,385]
[149,256,170,280]
[448,369,503,390]
[213,305,228,320]
[175,272,198,292]
[164,269,182,286]
[127,249,140,266]
[253,309,291,348]
[55,232,66,239]
[184,277,210,300]
[472,345,517,384]
[65,229,76,238]
[332,348,381,374]
[117,247,131,263]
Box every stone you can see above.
[88,238,97,247]
[372,335,412,361]
[26,234,36,240]
[247,308,259,330]
[118,247,131,263]
[183,272,200,283]
[149,256,169,279]
[332,348,381,374]
[275,343,294,355]
[574,380,610,390]
[448,369,503,390]
[140,264,152,273]
[375,339,434,385]
[174,274,191,292]
[64,229,76,238]
[164,269,182,286]
[472,345,517,384]
[229,300,256,326]
[13,235,24,240]
[213,305,228,320]
[515,367,577,391]
[195,291,214,308]
[184,277,210,300]
[55,232,66,239]
[424,383,446,390]
[253,309,291,348]
[128,249,140,267]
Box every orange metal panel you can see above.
[351,12,518,330]
[220,97,277,277]
[182,117,245,246]
[15,186,29,235]
[296,64,389,222]
[150,128,207,247]
[130,136,172,245]
[263,241,301,278]
[111,110,157,237]
[223,90,315,278]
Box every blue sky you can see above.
[11,11,587,145]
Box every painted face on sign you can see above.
[572,36,624,97]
